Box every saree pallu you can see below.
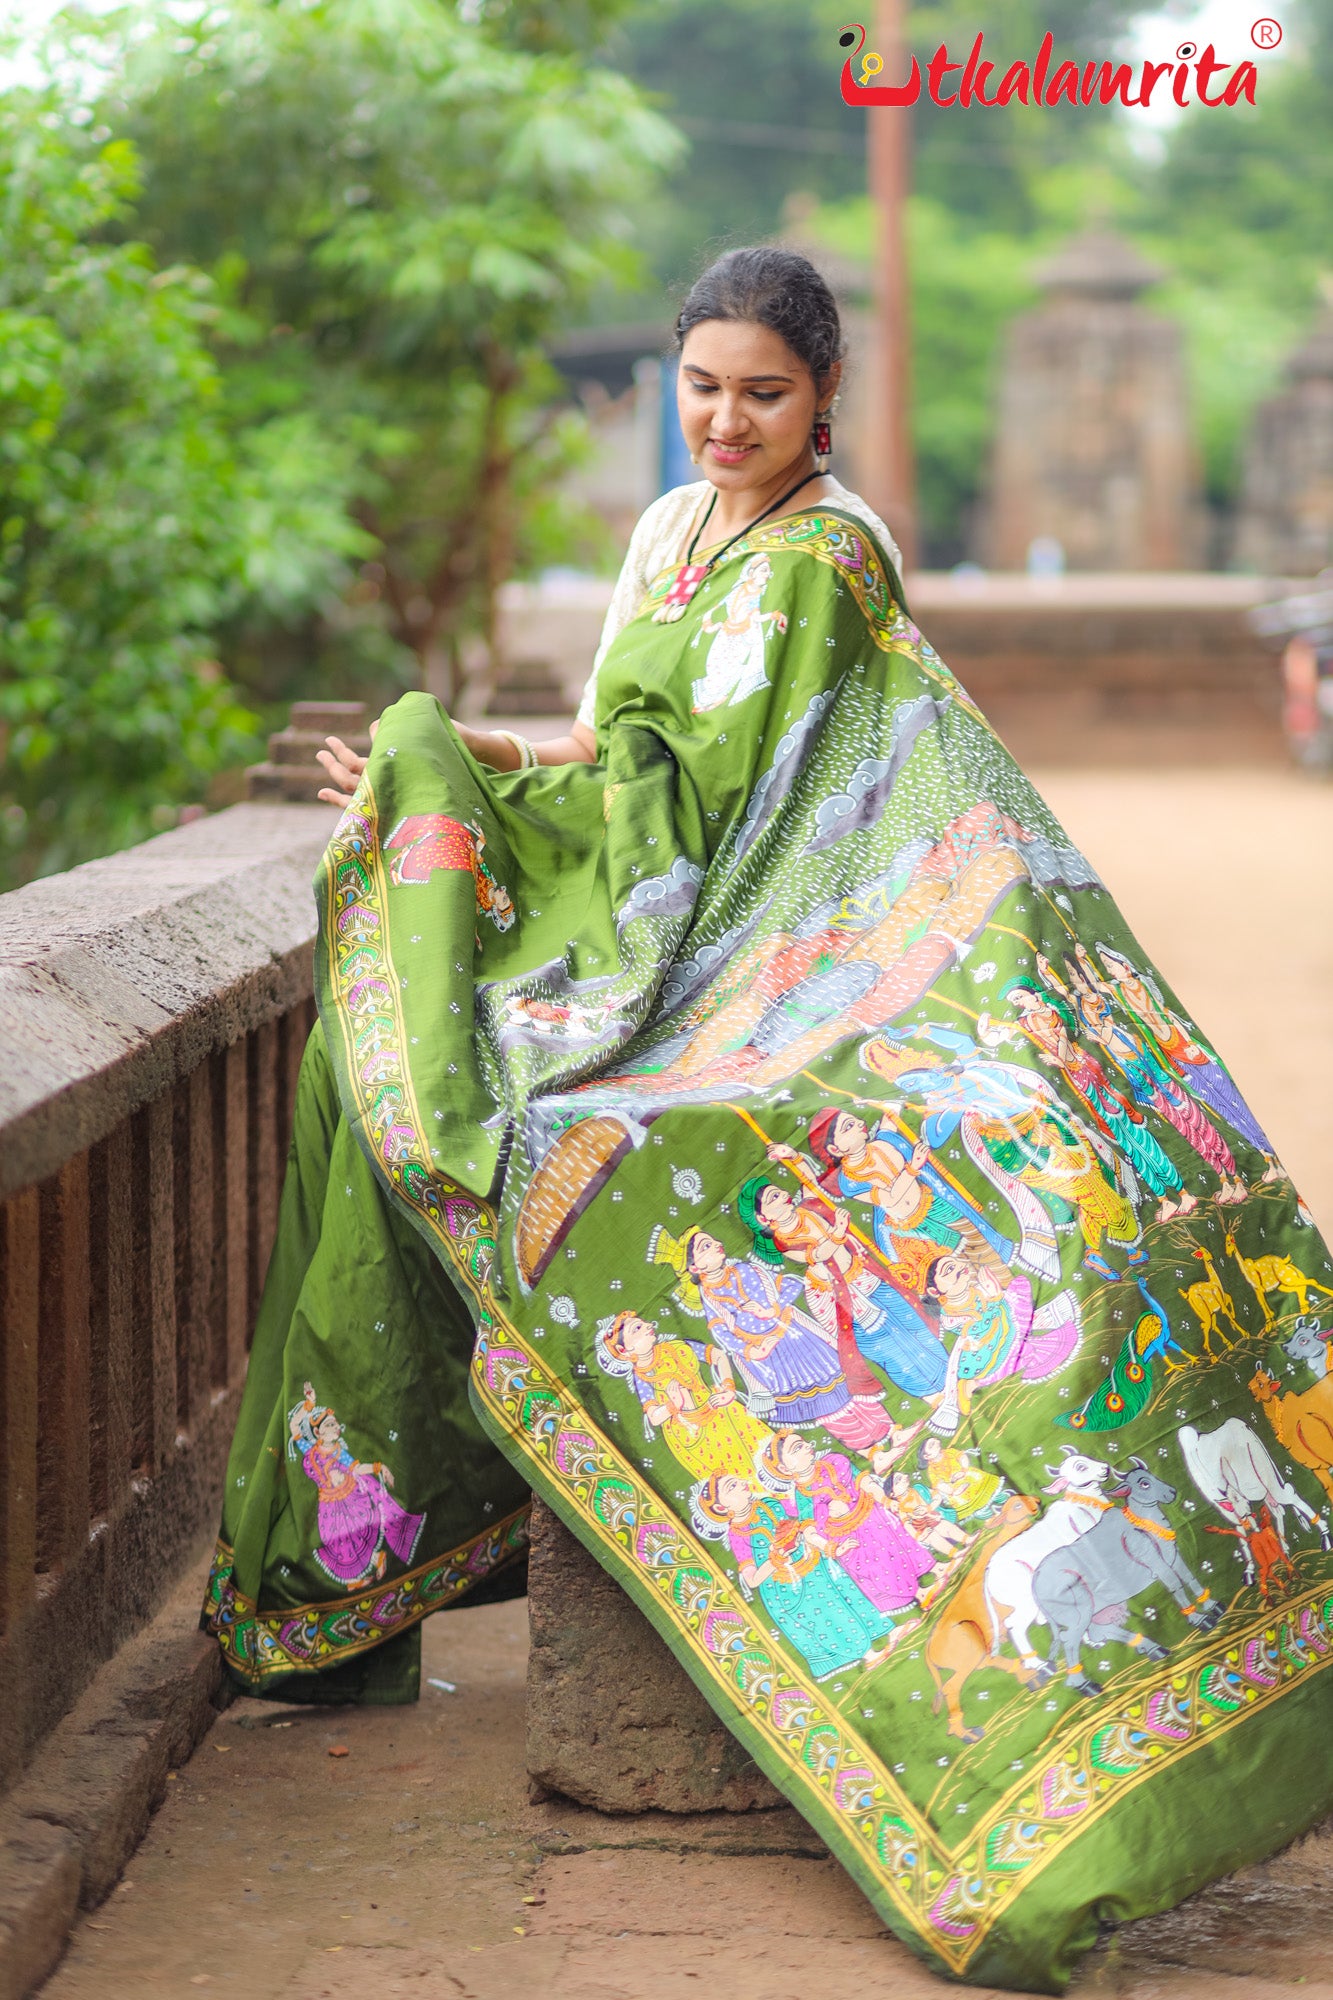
[206,508,1333,1990]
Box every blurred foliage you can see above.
[0,0,676,883]
[90,0,680,714]
[0,89,274,886]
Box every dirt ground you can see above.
[38,767,1333,2000]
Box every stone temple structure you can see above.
[1235,299,1333,577]
[984,227,1205,572]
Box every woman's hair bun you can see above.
[675,246,845,391]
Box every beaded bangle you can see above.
[494,728,538,771]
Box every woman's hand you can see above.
[316,716,597,803]
[316,722,378,808]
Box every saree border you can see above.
[204,1510,529,1682]
[314,660,1333,1978]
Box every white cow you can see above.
[983,1447,1112,1669]
[1179,1417,1329,1575]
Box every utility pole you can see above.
[867,0,917,571]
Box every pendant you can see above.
[653,559,711,624]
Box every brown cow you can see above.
[1250,1368,1333,1505]
[924,1493,1041,1743]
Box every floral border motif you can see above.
[314,694,1333,1976]
[204,1510,529,1682]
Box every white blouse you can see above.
[574,476,904,731]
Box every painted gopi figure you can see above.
[207,247,1333,1992]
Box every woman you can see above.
[690,1470,897,1678]
[681,1226,882,1445]
[593,1307,772,1483]
[208,246,1333,1990]
[923,1248,1080,1434]
[741,1167,946,1401]
[801,1106,1011,1281]
[758,1428,936,1620]
[1094,942,1283,1183]
[288,1384,426,1587]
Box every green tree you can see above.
[96,0,681,708]
[0,88,308,886]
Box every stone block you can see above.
[525,1498,782,1815]
[0,1817,80,2000]
[10,1726,170,1910]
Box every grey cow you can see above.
[1031,1457,1224,1696]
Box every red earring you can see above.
[813,415,832,461]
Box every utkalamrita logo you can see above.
[838,21,1272,108]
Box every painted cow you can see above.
[1031,1458,1222,1696]
[1179,1415,1328,1559]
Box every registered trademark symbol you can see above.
[1251,17,1282,47]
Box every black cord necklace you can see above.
[653,468,825,624]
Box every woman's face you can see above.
[618,1313,656,1356]
[315,1411,341,1447]
[717,1473,751,1517]
[688,1231,727,1276]
[758,1183,797,1228]
[891,1472,909,1497]
[931,1254,973,1303]
[921,1437,941,1464]
[777,1433,816,1477]
[678,319,834,494]
[830,1111,867,1158]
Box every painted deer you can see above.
[923,1494,1041,1743]
[1224,1228,1333,1329]
[1178,1246,1244,1358]
[1250,1368,1333,1505]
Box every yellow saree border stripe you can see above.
[318,710,1333,1974]
[203,1509,530,1682]
[320,780,498,1310]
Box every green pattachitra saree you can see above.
[206,506,1333,1991]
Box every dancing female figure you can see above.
[594,1309,772,1482]
[692,1473,897,1678]
[758,1430,936,1620]
[684,1228,889,1447]
[288,1385,425,1587]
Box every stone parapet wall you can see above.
[0,802,336,1799]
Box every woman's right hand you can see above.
[316,721,379,807]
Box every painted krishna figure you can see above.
[204,248,1333,1991]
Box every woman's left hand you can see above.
[317,721,379,807]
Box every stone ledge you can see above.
[526,1498,782,1815]
[0,1559,226,1999]
[0,800,336,1201]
